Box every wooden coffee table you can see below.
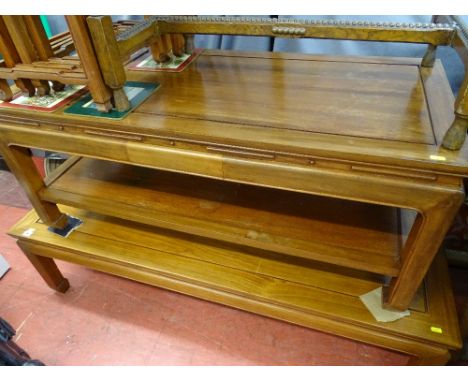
[0,50,466,313]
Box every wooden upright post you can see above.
[0,79,13,102]
[171,34,185,57]
[442,16,468,150]
[23,15,65,91]
[0,16,35,98]
[87,15,130,112]
[150,35,171,63]
[446,71,468,150]
[65,15,113,112]
[421,16,439,68]
[144,16,171,63]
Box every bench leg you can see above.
[17,242,70,293]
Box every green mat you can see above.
[64,81,160,120]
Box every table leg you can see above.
[65,16,113,113]
[150,35,171,63]
[384,191,464,310]
[0,143,68,229]
[171,34,185,56]
[23,15,65,92]
[86,16,130,112]
[17,242,69,293]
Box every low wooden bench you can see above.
[8,205,462,365]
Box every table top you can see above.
[1,49,468,176]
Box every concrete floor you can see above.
[0,164,466,365]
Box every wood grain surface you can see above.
[0,51,465,175]
[41,157,402,276]
[137,54,434,144]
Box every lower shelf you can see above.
[9,206,461,364]
[40,157,403,276]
